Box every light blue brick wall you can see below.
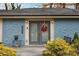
[55,18,79,39]
[3,18,25,46]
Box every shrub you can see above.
[71,39,79,51]
[0,44,16,56]
[71,32,79,50]
[42,38,77,56]
[72,32,79,43]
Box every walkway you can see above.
[16,45,45,56]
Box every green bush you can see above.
[0,44,16,56]
[72,32,79,50]
[42,38,77,56]
[72,32,79,43]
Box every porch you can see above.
[0,14,79,47]
[16,45,45,56]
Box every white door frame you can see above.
[25,20,29,45]
[25,19,55,45]
[50,20,55,40]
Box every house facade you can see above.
[0,8,79,46]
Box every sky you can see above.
[0,3,76,10]
[0,3,42,9]
[21,3,42,8]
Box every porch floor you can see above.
[16,45,45,56]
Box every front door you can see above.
[29,21,50,45]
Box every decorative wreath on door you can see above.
[41,22,48,32]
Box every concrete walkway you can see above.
[16,46,45,56]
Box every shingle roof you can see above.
[0,8,79,16]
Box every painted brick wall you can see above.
[55,18,79,39]
[3,18,25,46]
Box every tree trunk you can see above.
[5,3,8,10]
[49,3,53,8]
[11,3,16,10]
[63,3,65,8]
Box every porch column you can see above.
[25,20,29,45]
[0,18,3,42]
[50,20,54,40]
